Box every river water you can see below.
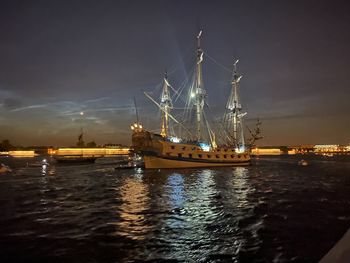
[1,156,350,262]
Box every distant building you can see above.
[251,148,282,155]
[252,144,350,155]
[314,144,340,153]
[290,145,315,154]
[8,150,35,157]
[288,149,297,155]
[52,147,130,157]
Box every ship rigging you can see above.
[131,31,258,169]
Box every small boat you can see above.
[54,156,97,164]
[53,130,97,164]
[0,163,12,173]
[298,159,308,166]
[115,155,144,169]
[322,153,334,157]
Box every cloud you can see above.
[84,97,110,103]
[11,104,48,112]
[60,106,134,116]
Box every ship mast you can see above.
[160,72,173,137]
[194,30,206,141]
[227,60,246,152]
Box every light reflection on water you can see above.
[1,157,350,262]
[113,173,151,241]
[165,169,223,261]
[111,168,257,262]
[232,167,251,209]
[167,173,185,209]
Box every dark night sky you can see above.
[0,0,349,146]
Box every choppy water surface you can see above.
[1,156,350,262]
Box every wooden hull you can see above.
[132,130,251,169]
[144,155,250,169]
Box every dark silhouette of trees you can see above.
[0,140,15,151]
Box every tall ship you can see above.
[132,31,260,169]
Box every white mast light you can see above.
[169,137,181,143]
